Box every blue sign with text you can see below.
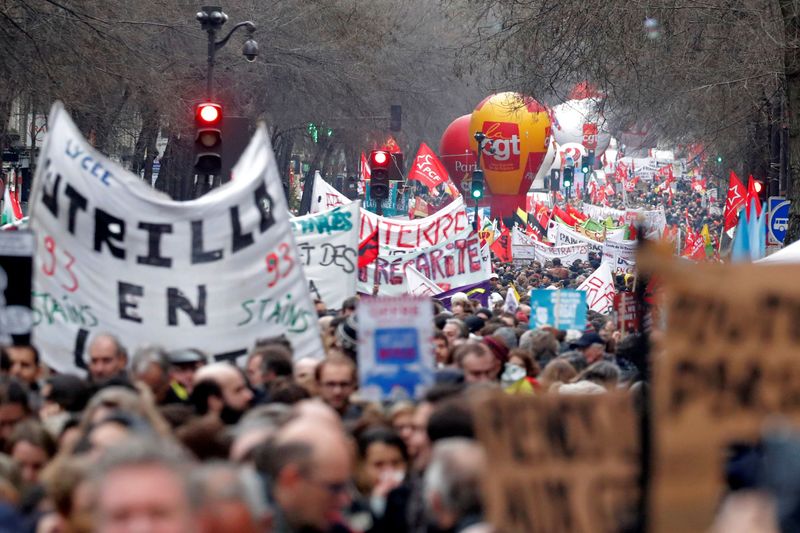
[529,289,587,330]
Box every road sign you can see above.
[768,196,790,245]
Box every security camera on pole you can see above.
[194,6,258,192]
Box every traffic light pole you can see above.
[196,7,257,100]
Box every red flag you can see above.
[490,226,512,262]
[407,143,449,191]
[360,152,371,182]
[358,228,379,268]
[382,136,402,154]
[615,161,628,183]
[722,171,746,231]
[745,175,763,220]
[566,204,588,223]
[552,205,577,227]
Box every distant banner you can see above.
[30,103,323,373]
[309,172,349,214]
[359,196,468,250]
[602,240,637,274]
[529,289,587,330]
[435,279,493,310]
[291,202,360,309]
[358,227,489,296]
[582,202,625,221]
[512,227,588,265]
[549,222,603,255]
[625,207,667,237]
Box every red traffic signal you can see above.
[753,180,763,193]
[196,102,222,125]
[369,150,390,170]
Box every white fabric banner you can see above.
[512,227,589,265]
[359,196,468,250]
[625,207,667,237]
[582,203,625,221]
[29,103,324,373]
[578,262,616,314]
[358,227,489,296]
[405,265,441,297]
[549,222,604,255]
[601,240,637,273]
[291,202,360,309]
[310,171,350,214]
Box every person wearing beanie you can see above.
[482,335,510,369]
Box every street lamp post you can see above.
[196,6,258,99]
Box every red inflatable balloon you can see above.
[438,114,476,191]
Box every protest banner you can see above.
[309,171,350,214]
[357,295,434,401]
[549,222,604,255]
[0,231,34,345]
[435,279,492,310]
[641,250,800,532]
[578,263,615,314]
[613,292,640,334]
[529,289,587,330]
[359,195,468,250]
[29,103,323,373]
[602,240,637,274]
[473,391,640,533]
[626,207,667,237]
[405,265,441,297]
[358,227,490,296]
[291,202,360,309]
[581,202,625,222]
[512,227,588,265]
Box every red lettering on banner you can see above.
[382,221,399,246]
[375,258,390,285]
[439,214,454,240]
[421,221,438,247]
[430,249,446,279]
[397,226,416,248]
[453,211,467,234]
[389,259,403,284]
[444,254,455,277]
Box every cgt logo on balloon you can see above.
[482,122,521,169]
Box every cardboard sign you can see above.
[602,240,637,274]
[357,295,434,401]
[0,231,35,345]
[647,255,800,532]
[291,202,359,309]
[529,289,587,330]
[29,103,324,373]
[474,391,640,533]
[613,292,640,333]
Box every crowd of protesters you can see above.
[0,174,732,533]
[0,282,652,533]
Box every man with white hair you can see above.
[424,438,492,533]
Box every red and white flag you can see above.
[360,152,371,182]
[407,143,449,191]
[578,263,615,314]
[745,174,763,221]
[723,171,746,231]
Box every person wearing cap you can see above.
[165,348,208,404]
[569,332,606,365]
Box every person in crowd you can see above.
[166,348,208,403]
[247,344,293,402]
[432,332,451,367]
[424,438,490,533]
[316,356,362,422]
[130,345,172,404]
[0,378,30,449]
[454,342,499,384]
[569,331,607,365]
[192,363,254,426]
[501,349,541,394]
[442,319,468,346]
[7,419,56,487]
[4,345,42,396]
[87,334,129,385]
[90,439,202,533]
[538,358,578,391]
[352,427,409,529]
[292,357,319,395]
[255,415,352,533]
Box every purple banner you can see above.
[435,279,493,310]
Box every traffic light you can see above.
[369,150,391,201]
[471,169,485,199]
[716,155,723,164]
[580,149,595,174]
[194,102,223,174]
[563,166,574,188]
[754,180,766,202]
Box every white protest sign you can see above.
[578,262,616,314]
[582,202,625,221]
[550,222,604,255]
[406,265,441,297]
[602,240,637,274]
[310,171,350,214]
[512,226,588,265]
[358,227,489,296]
[359,196,468,250]
[29,103,324,373]
[291,202,360,309]
[358,295,434,401]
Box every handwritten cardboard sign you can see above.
[646,252,800,532]
[29,103,323,373]
[473,391,640,533]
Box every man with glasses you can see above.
[257,416,352,533]
[315,356,362,422]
